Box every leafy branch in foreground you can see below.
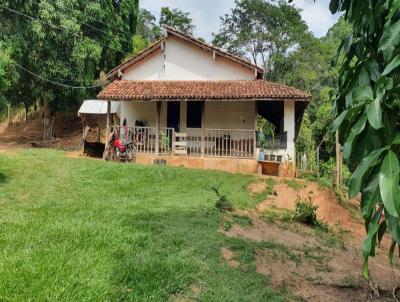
[328,0,400,277]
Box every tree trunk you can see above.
[24,103,29,124]
[42,100,54,140]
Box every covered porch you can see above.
[107,99,294,160]
[97,80,310,174]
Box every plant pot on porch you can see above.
[258,150,265,161]
[270,154,276,161]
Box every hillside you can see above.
[0,114,93,150]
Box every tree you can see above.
[159,7,195,35]
[213,0,309,78]
[0,0,139,138]
[0,43,18,115]
[136,8,162,43]
[325,0,400,277]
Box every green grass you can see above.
[0,149,284,302]
[282,179,304,191]
[251,177,276,204]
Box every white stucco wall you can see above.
[284,100,296,161]
[122,52,164,80]
[122,37,256,81]
[120,101,255,131]
[204,102,255,130]
[120,102,167,128]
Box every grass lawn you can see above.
[0,149,285,302]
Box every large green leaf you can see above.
[389,240,396,265]
[392,133,400,145]
[362,206,383,258]
[358,67,370,85]
[385,211,400,244]
[329,0,340,14]
[361,172,381,229]
[352,85,373,102]
[382,54,400,75]
[366,59,381,81]
[367,97,383,129]
[378,220,387,244]
[331,109,348,132]
[343,114,367,159]
[379,19,400,61]
[349,148,387,198]
[379,151,400,217]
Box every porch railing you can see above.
[187,128,255,158]
[111,126,257,158]
[113,126,174,155]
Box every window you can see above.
[186,101,203,128]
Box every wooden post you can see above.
[155,101,161,155]
[106,101,111,136]
[104,101,111,156]
[201,101,205,156]
[335,130,340,188]
[97,115,101,142]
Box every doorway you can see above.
[167,101,180,131]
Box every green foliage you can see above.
[159,7,195,34]
[295,111,315,158]
[257,115,275,148]
[0,0,139,119]
[327,0,400,276]
[292,197,329,231]
[292,197,319,226]
[232,214,253,227]
[213,0,309,74]
[136,8,162,42]
[283,179,304,191]
[212,186,234,212]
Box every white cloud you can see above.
[141,0,339,41]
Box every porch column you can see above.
[201,101,205,156]
[155,101,161,155]
[284,100,296,161]
[97,115,101,142]
[102,100,112,159]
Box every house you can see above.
[96,26,310,175]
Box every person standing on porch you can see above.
[122,118,129,144]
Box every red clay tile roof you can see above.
[97,80,311,101]
[106,26,264,80]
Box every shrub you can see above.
[292,197,318,226]
[212,186,233,212]
[292,197,330,231]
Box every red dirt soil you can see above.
[223,178,400,301]
[0,114,100,150]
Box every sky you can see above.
[141,0,340,42]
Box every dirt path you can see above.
[0,114,82,150]
[221,178,400,301]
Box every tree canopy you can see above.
[0,0,139,137]
[159,7,195,35]
[213,0,309,78]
